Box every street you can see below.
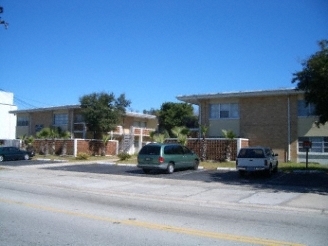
[1,160,328,245]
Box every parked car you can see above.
[0,146,35,162]
[137,143,200,174]
[236,146,278,177]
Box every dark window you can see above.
[238,148,265,158]
[182,146,192,154]
[139,145,161,155]
[298,137,328,153]
[17,116,29,126]
[298,100,316,116]
[164,145,184,155]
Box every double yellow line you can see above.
[1,198,305,246]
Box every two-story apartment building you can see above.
[10,105,158,154]
[177,88,328,164]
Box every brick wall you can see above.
[239,95,298,161]
[165,138,245,161]
[33,139,118,156]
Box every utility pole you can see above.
[0,6,9,29]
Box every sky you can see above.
[1,0,327,112]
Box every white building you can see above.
[0,90,17,139]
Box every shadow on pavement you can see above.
[42,163,328,195]
[208,170,328,195]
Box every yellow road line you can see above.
[1,198,305,246]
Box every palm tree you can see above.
[150,132,166,143]
[171,126,188,146]
[58,129,71,156]
[20,134,35,153]
[222,129,236,161]
[101,134,111,156]
[36,127,52,155]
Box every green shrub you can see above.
[118,152,131,161]
[75,152,90,160]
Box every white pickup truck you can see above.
[236,146,278,177]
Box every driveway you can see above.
[35,162,328,195]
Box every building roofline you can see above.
[176,88,303,104]
[9,104,156,119]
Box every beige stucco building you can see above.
[177,88,328,164]
[10,105,158,154]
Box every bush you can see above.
[76,152,90,160]
[118,152,131,161]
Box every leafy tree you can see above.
[292,40,328,125]
[143,108,160,116]
[79,92,131,139]
[158,102,198,136]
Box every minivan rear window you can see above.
[139,145,161,155]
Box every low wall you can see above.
[165,138,249,161]
[33,139,118,157]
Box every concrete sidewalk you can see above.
[1,162,328,215]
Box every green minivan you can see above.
[137,143,200,174]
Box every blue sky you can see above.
[1,0,327,112]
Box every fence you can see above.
[32,139,118,157]
[165,138,249,161]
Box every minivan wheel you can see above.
[166,163,175,174]
[193,160,199,170]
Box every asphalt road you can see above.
[1,159,328,245]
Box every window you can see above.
[133,121,147,128]
[210,103,239,119]
[17,116,29,126]
[35,124,44,132]
[298,137,328,153]
[298,100,316,116]
[54,113,68,126]
[74,114,84,123]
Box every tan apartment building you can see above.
[177,88,328,164]
[10,105,158,154]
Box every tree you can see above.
[200,124,208,161]
[158,102,198,136]
[79,92,131,139]
[292,40,328,125]
[222,129,236,161]
[171,126,189,145]
[143,108,159,116]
